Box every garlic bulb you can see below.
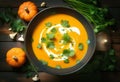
[18,34,24,41]
[32,74,40,82]
[9,32,17,39]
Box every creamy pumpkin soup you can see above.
[32,13,89,69]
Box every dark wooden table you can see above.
[0,0,120,82]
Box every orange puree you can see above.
[32,13,88,69]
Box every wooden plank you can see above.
[0,24,13,41]
[0,0,120,8]
[109,8,120,26]
[101,0,120,7]
[0,72,33,82]
[51,72,120,82]
[112,44,120,71]
[0,72,61,82]
[101,72,120,82]
[109,8,120,20]
[110,29,120,44]
[0,72,120,82]
[0,0,67,8]
[0,33,12,41]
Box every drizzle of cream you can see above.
[58,24,80,35]
[39,24,80,61]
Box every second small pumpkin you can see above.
[6,48,26,67]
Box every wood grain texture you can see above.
[101,0,120,7]
[0,0,120,8]
[0,0,67,8]
[0,72,32,82]
[1,72,120,82]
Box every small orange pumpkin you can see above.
[18,1,38,21]
[6,48,26,67]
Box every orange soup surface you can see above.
[32,13,88,69]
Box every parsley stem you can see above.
[30,62,39,75]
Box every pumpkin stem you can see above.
[12,56,18,62]
[24,7,29,14]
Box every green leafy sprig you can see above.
[0,8,26,32]
[64,0,115,33]
[62,49,75,57]
[78,48,116,73]
[61,20,70,27]
[62,33,72,44]
[10,19,26,32]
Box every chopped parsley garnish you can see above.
[41,34,55,49]
[49,54,55,59]
[69,50,75,57]
[62,49,75,57]
[64,59,69,63]
[46,33,55,40]
[37,43,42,49]
[61,20,70,27]
[46,41,55,49]
[78,43,84,50]
[56,65,61,69]
[51,28,57,33]
[41,37,46,43]
[87,39,90,44]
[45,22,52,27]
[62,33,72,44]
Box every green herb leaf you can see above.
[62,49,75,57]
[0,8,26,32]
[37,43,42,49]
[49,54,55,59]
[56,65,61,69]
[61,20,70,27]
[69,50,75,57]
[62,33,72,44]
[64,59,69,63]
[78,43,84,50]
[51,28,57,33]
[46,33,55,40]
[41,37,46,43]
[63,49,70,57]
[10,19,26,32]
[46,41,55,49]
[108,65,115,71]
[45,22,52,27]
[109,49,115,56]
[0,8,16,23]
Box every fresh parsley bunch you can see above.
[64,0,115,33]
[0,8,26,32]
